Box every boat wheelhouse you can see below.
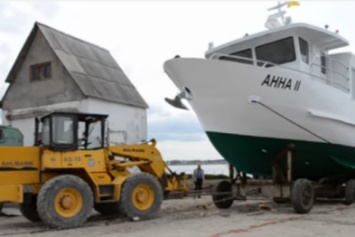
[206,23,355,96]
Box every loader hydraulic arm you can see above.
[107,139,171,178]
[107,139,188,193]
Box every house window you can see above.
[31,62,51,81]
[255,37,296,67]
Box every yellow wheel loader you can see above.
[0,112,188,229]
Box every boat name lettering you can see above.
[1,161,34,167]
[261,74,301,91]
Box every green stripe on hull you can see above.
[206,132,355,181]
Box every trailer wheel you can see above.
[19,196,41,222]
[345,179,355,205]
[94,202,121,216]
[291,178,314,214]
[37,175,94,228]
[118,173,163,220]
[212,180,234,209]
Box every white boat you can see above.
[163,1,355,181]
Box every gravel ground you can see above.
[1,197,355,237]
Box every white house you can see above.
[0,22,148,146]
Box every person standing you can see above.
[193,164,205,198]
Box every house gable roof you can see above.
[3,22,148,109]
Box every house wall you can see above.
[2,30,84,111]
[2,99,147,146]
[81,98,147,145]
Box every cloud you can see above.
[147,103,204,141]
[156,138,223,161]
[0,1,60,98]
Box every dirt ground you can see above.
[1,195,355,237]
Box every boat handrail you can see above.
[313,53,349,71]
[208,53,350,92]
[310,62,349,81]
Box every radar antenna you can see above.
[265,1,300,29]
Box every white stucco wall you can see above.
[81,98,147,145]
[1,99,147,146]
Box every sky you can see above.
[0,0,355,161]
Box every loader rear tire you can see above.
[37,175,94,229]
[94,202,121,216]
[0,203,3,214]
[118,173,163,220]
[19,196,41,222]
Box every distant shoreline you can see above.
[166,159,228,165]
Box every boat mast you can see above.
[265,1,299,29]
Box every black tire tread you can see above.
[19,196,41,222]
[118,172,163,220]
[345,179,355,205]
[37,175,94,229]
[212,180,234,209]
[291,178,314,214]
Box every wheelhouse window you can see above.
[299,37,309,64]
[255,37,296,67]
[219,48,253,65]
[321,52,326,74]
[30,62,51,81]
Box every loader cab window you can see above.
[50,115,77,151]
[52,116,75,145]
[41,117,50,146]
[78,118,103,150]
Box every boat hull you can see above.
[164,58,355,180]
[207,131,355,180]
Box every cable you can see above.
[252,100,331,144]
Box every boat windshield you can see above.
[220,48,253,65]
[216,36,297,67]
[255,37,296,67]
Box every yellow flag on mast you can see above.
[287,1,300,8]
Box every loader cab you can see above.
[35,111,108,151]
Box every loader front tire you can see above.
[119,173,163,220]
[19,196,41,222]
[37,175,94,229]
